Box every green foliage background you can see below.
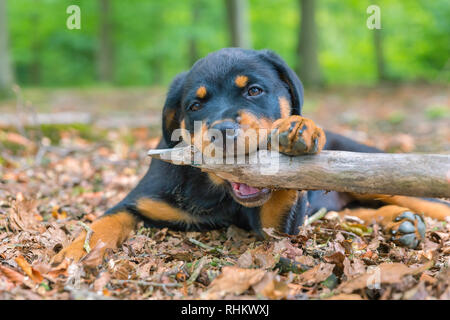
[7,0,450,87]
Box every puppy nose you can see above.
[211,121,240,144]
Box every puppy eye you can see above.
[247,86,263,97]
[189,102,202,112]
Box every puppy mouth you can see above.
[227,182,272,207]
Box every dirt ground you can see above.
[0,84,449,300]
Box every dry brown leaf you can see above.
[0,265,25,284]
[262,228,285,239]
[237,244,277,270]
[203,266,265,299]
[295,255,316,267]
[47,258,70,279]
[7,197,42,233]
[327,293,364,300]
[80,241,108,267]
[109,259,135,280]
[5,132,35,148]
[339,262,432,294]
[252,245,278,269]
[419,273,436,285]
[0,275,16,290]
[297,263,334,286]
[274,238,303,259]
[237,251,253,268]
[15,255,44,283]
[324,252,345,270]
[51,206,68,220]
[252,272,290,299]
[343,257,366,279]
[94,271,111,292]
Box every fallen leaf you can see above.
[339,262,432,294]
[341,222,372,237]
[203,266,265,299]
[297,263,334,286]
[0,265,25,285]
[15,255,44,283]
[419,273,436,285]
[52,206,68,220]
[262,228,285,239]
[343,257,366,279]
[94,271,111,292]
[324,252,345,271]
[237,251,253,268]
[47,258,71,279]
[252,272,290,299]
[327,293,364,300]
[108,259,135,280]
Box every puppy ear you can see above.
[162,72,187,147]
[258,50,304,115]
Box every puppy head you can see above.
[161,48,304,206]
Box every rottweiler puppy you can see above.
[52,48,450,265]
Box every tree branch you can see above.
[147,147,450,198]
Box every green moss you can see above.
[0,139,26,155]
[71,186,87,196]
[425,105,449,120]
[36,123,107,144]
[121,132,137,145]
[387,111,406,124]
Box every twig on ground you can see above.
[111,279,182,288]
[305,207,327,226]
[320,228,363,241]
[188,238,225,254]
[187,256,208,285]
[77,221,93,253]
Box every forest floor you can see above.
[0,84,449,300]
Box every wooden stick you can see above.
[78,221,93,254]
[147,147,450,198]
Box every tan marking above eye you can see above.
[196,86,207,98]
[235,75,249,88]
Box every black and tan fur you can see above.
[52,48,449,265]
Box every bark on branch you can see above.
[147,147,450,198]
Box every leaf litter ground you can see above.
[0,84,449,300]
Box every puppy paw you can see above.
[51,239,87,267]
[271,115,326,156]
[388,211,426,249]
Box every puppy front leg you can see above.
[51,211,137,266]
[271,115,326,156]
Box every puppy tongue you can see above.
[232,182,260,196]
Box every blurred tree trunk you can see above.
[30,12,41,85]
[373,28,387,82]
[150,59,163,84]
[97,0,114,82]
[0,0,15,95]
[189,0,201,66]
[297,0,321,86]
[224,0,251,49]
[370,1,388,82]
